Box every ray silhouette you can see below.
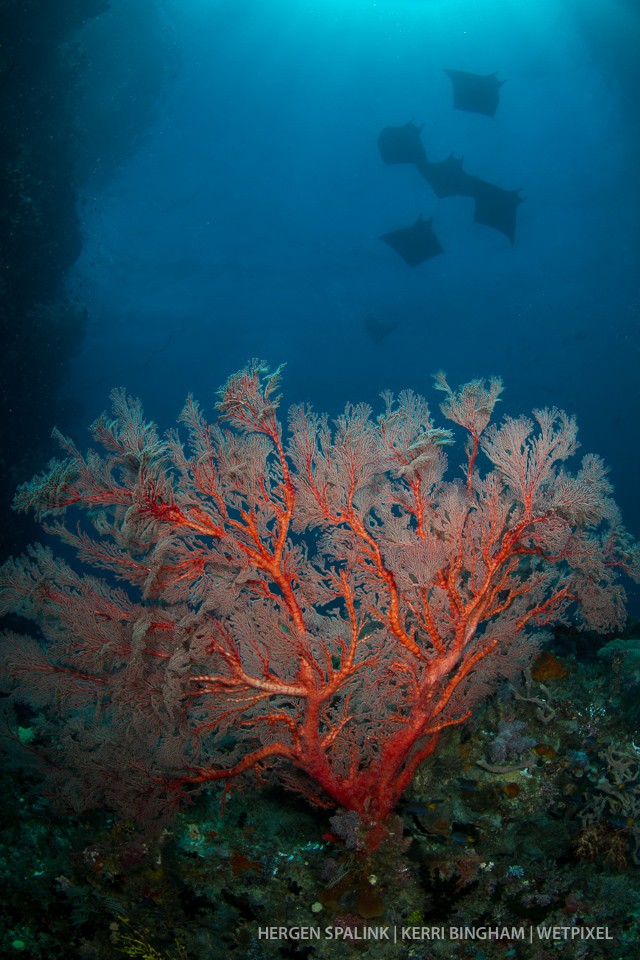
[445,69,506,117]
[380,216,443,266]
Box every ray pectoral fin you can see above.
[418,154,478,199]
[364,314,400,344]
[469,179,524,244]
[377,121,428,166]
[380,215,443,267]
[445,68,505,117]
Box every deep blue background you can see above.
[67,0,640,604]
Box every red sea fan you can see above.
[1,361,638,828]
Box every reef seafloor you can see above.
[1,628,639,960]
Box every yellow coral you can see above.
[116,917,187,960]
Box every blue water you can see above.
[68,0,640,595]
